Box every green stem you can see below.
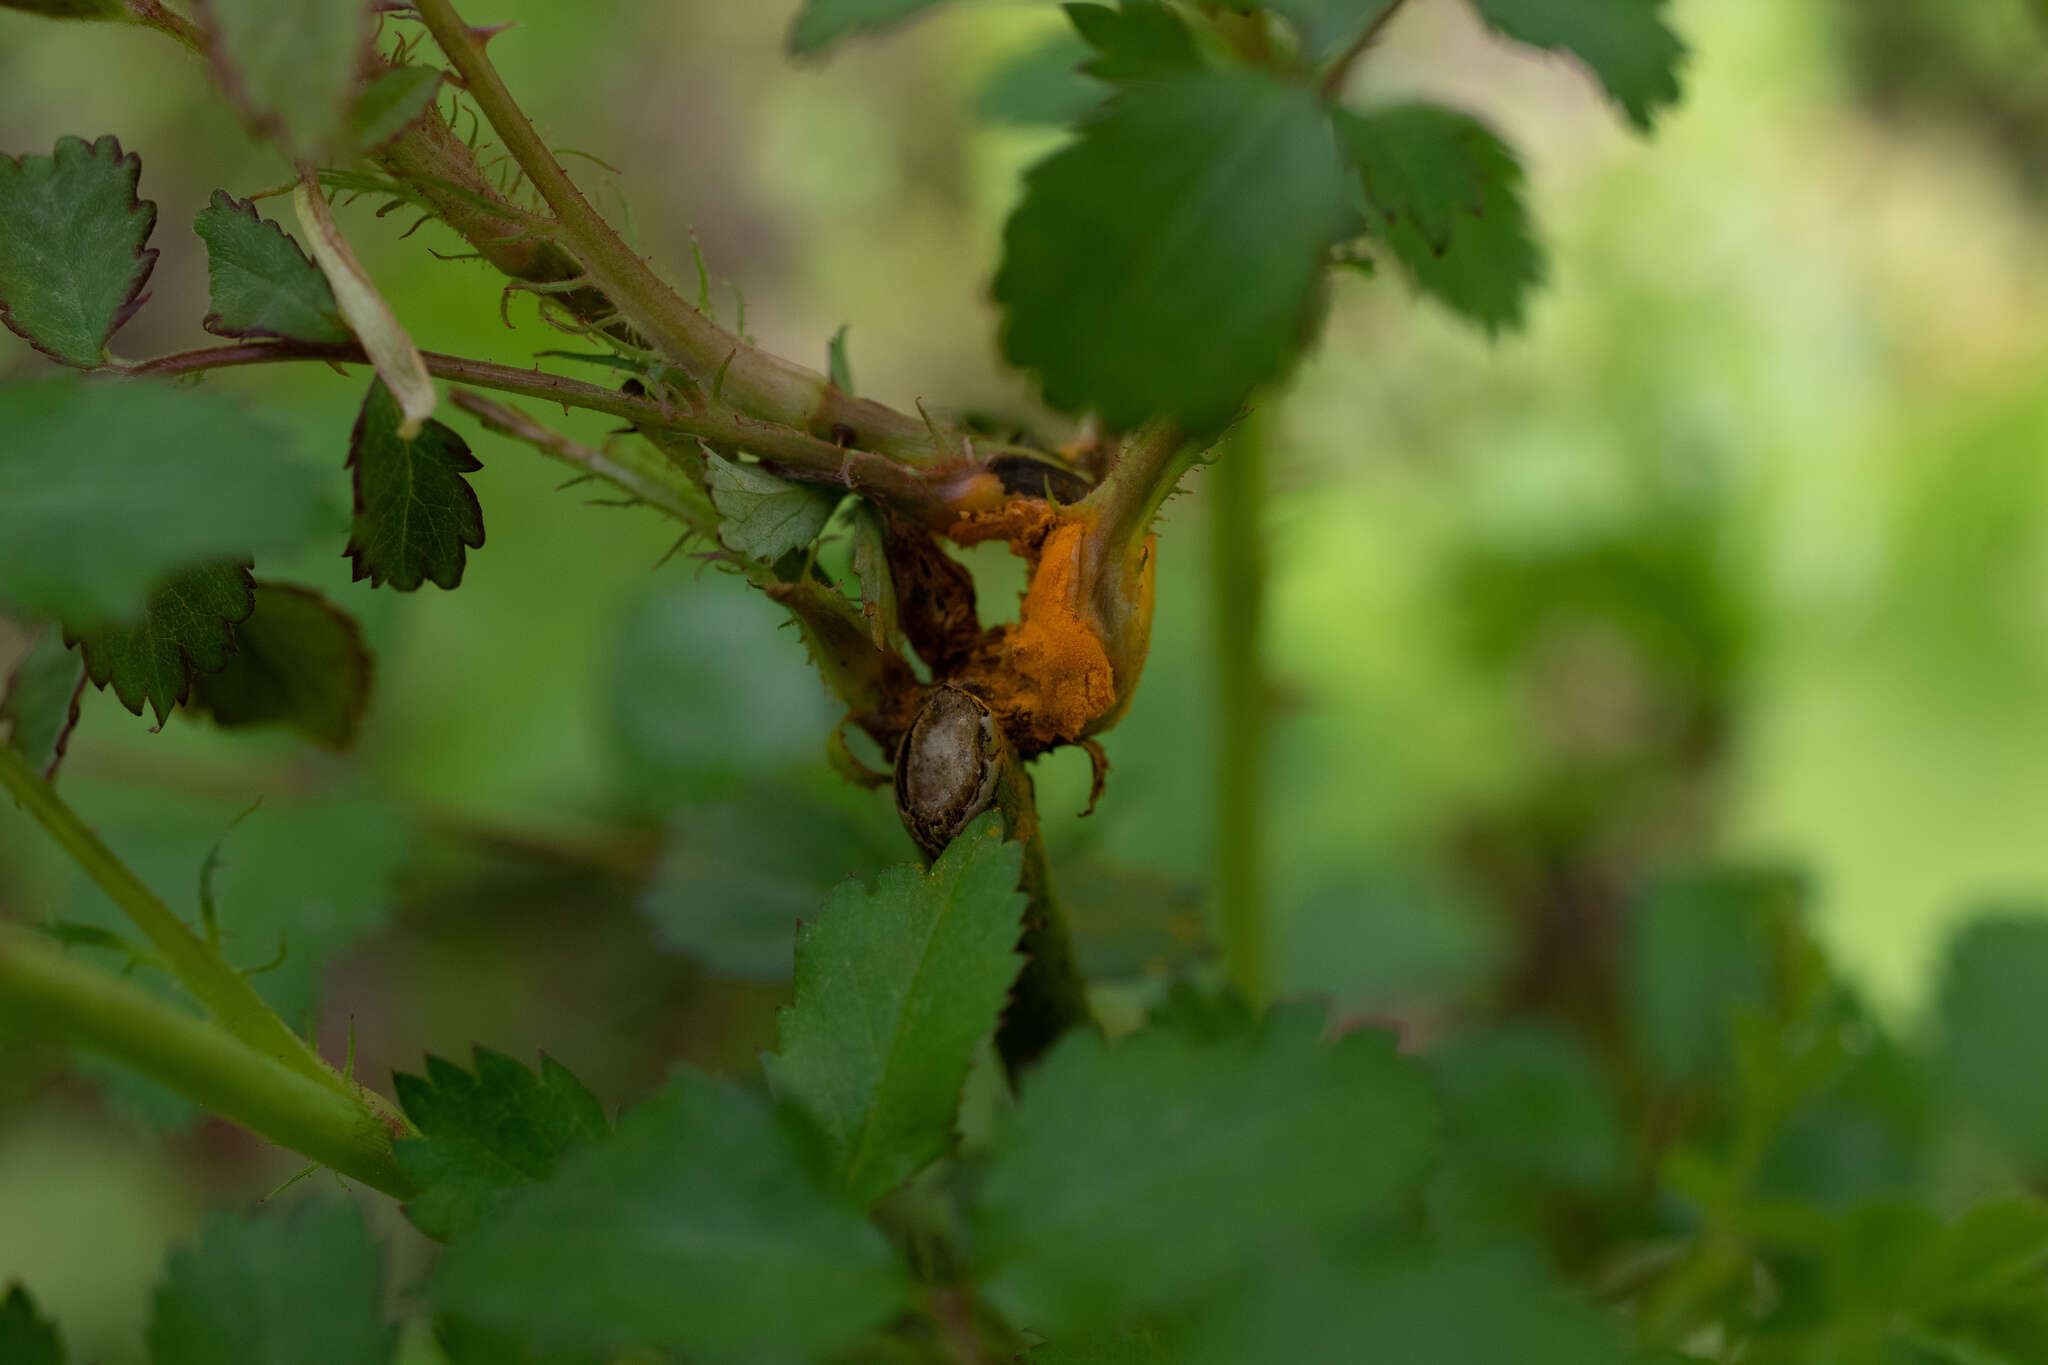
[408,0,944,460]
[126,342,996,532]
[0,745,400,1125]
[991,763,1094,1078]
[0,924,415,1198]
[1209,409,1271,1006]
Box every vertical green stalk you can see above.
[1210,407,1271,1006]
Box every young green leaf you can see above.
[1262,0,1400,62]
[2,632,85,781]
[187,582,372,748]
[765,813,1026,1205]
[0,376,339,627]
[706,453,840,562]
[195,0,376,157]
[994,71,1354,432]
[1066,2,1203,80]
[428,1070,914,1360]
[148,1200,391,1365]
[346,65,445,154]
[974,1003,1438,1330]
[0,135,157,367]
[1937,915,2048,1164]
[66,560,254,726]
[788,0,951,54]
[345,378,486,591]
[393,1048,611,1244]
[1337,104,1545,333]
[828,323,856,393]
[0,1284,64,1365]
[193,192,350,344]
[1469,0,1685,133]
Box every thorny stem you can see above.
[0,745,410,1135]
[448,389,715,530]
[119,0,202,53]
[0,924,416,1198]
[126,341,1003,532]
[407,0,948,460]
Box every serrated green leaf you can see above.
[765,814,1026,1205]
[706,453,840,562]
[347,65,444,154]
[1263,0,1400,61]
[1469,0,1685,133]
[1183,1249,1633,1365]
[975,1003,1437,1329]
[429,1069,914,1360]
[994,71,1353,432]
[148,1200,390,1365]
[345,378,485,591]
[979,32,1104,127]
[1028,1321,1175,1364]
[393,1048,611,1244]
[1937,916,2048,1163]
[194,191,349,344]
[185,582,371,748]
[1337,104,1545,332]
[0,0,124,16]
[789,0,951,54]
[435,1317,605,1365]
[1431,1024,1622,1193]
[0,376,339,626]
[1066,2,1202,80]
[197,0,376,157]
[66,560,253,726]
[2,632,85,780]
[0,135,157,367]
[0,1284,64,1365]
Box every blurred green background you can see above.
[5,0,2048,1357]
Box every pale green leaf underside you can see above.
[0,376,340,626]
[195,191,350,343]
[199,0,374,156]
[994,71,1354,432]
[0,134,157,367]
[766,813,1026,1205]
[706,453,839,562]
[429,1070,913,1360]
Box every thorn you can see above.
[1078,739,1110,816]
[470,21,518,44]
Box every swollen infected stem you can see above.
[0,925,416,1198]
[406,0,944,459]
[0,744,402,1127]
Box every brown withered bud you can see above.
[894,685,1007,858]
